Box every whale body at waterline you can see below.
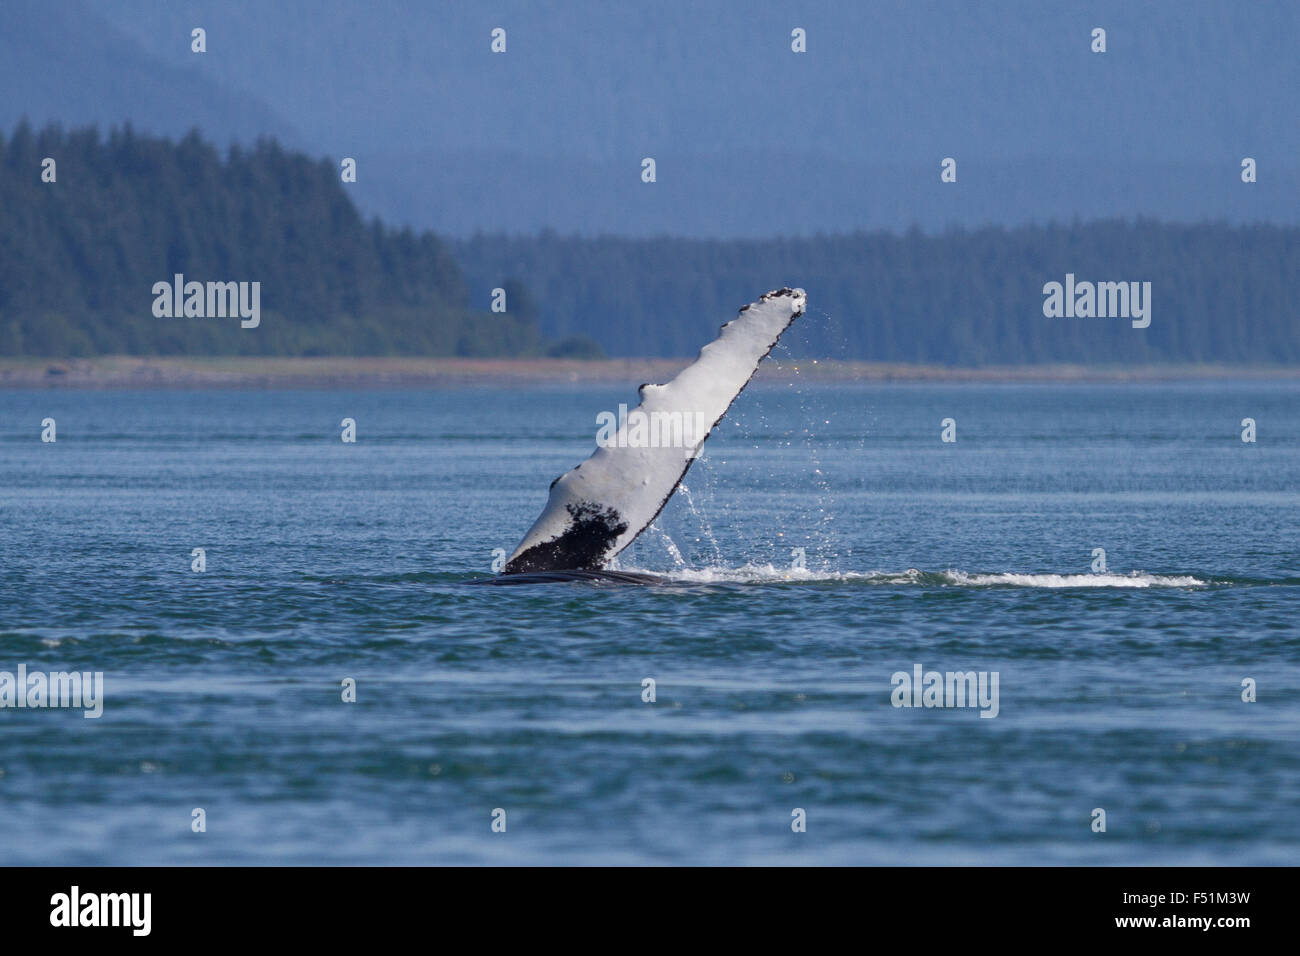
[500,287,806,576]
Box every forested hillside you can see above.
[3,124,1295,365]
[453,224,1300,364]
[0,123,540,356]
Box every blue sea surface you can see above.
[1,377,1298,864]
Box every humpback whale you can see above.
[500,287,806,576]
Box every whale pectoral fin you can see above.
[501,287,806,574]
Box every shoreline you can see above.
[1,356,1297,389]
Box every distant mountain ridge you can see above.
[0,0,297,150]
[1,0,1295,236]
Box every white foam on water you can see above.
[628,563,1208,588]
[940,570,1207,588]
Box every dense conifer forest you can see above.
[3,124,1294,364]
[0,123,541,357]
[454,224,1299,364]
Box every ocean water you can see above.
[1,376,1298,865]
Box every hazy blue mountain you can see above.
[0,0,298,149]
[3,0,1294,236]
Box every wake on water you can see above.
[474,559,1211,587]
[610,563,1209,588]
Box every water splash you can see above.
[674,482,723,565]
[632,523,688,569]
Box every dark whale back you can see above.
[471,569,668,586]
